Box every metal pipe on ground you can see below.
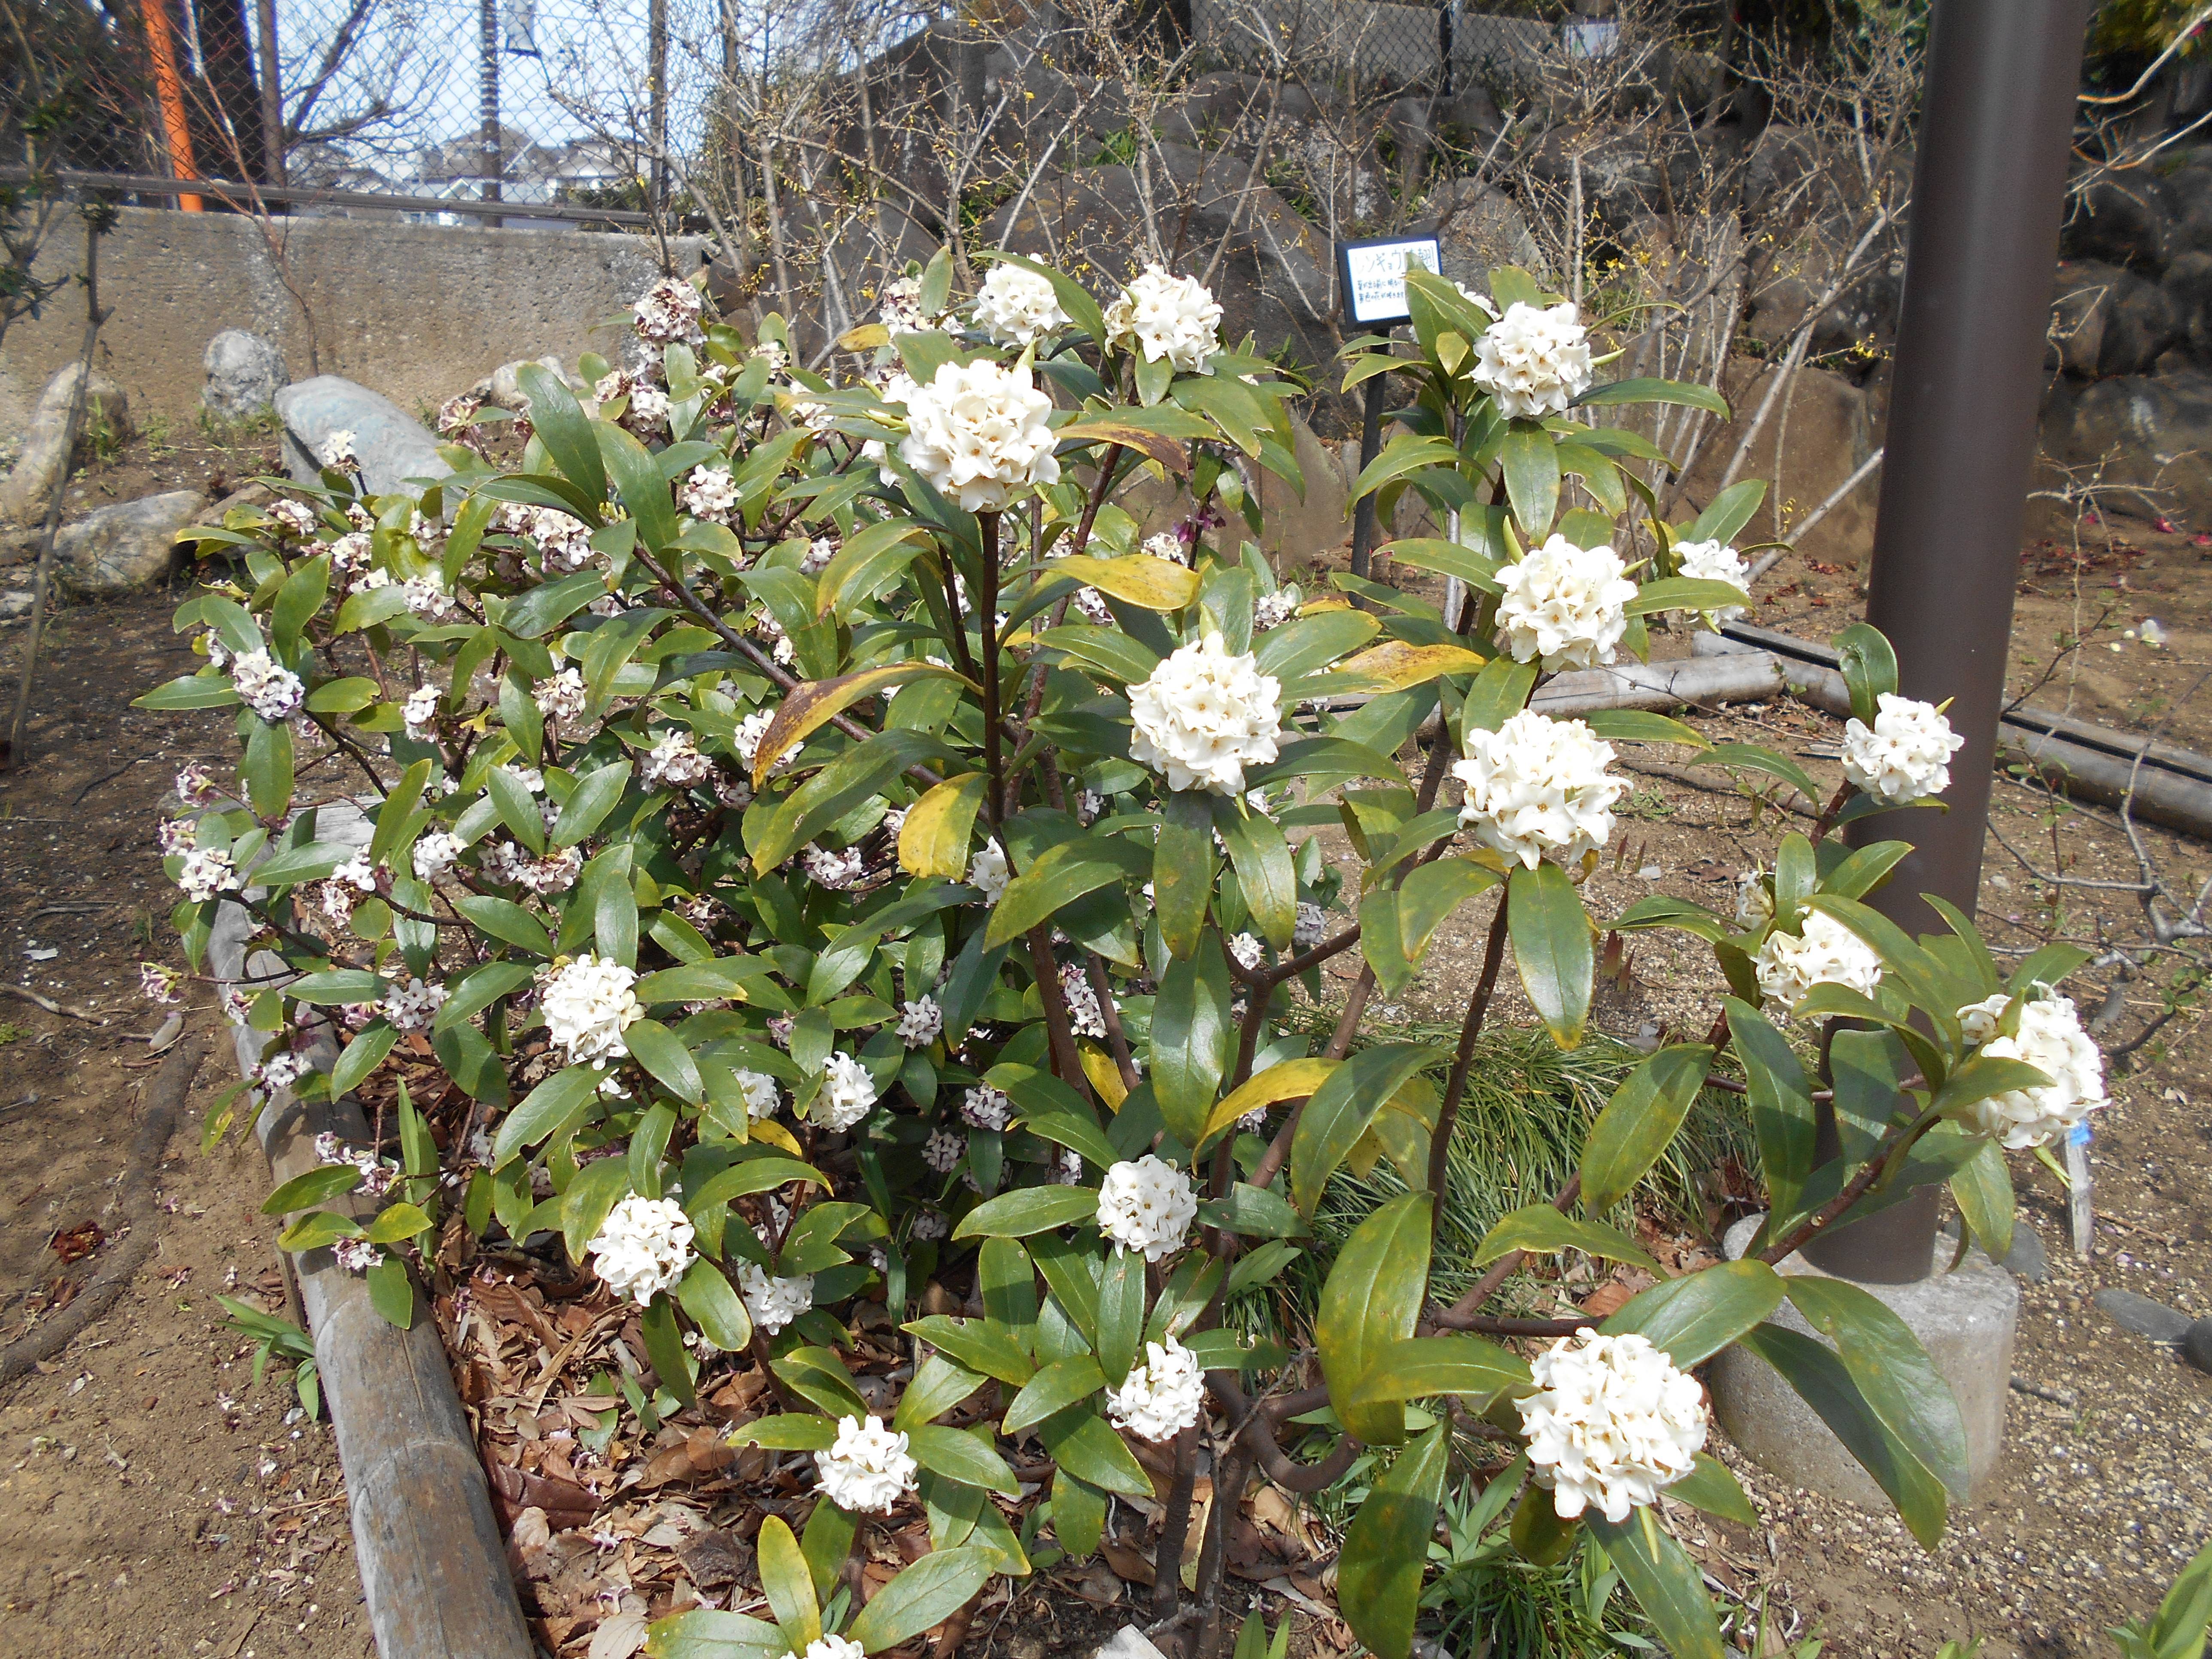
[210,824,533,1659]
[1695,625,2212,839]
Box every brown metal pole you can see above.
[1814,0,2090,1284]
[255,0,285,185]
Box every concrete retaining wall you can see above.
[0,208,714,433]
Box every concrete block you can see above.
[1707,1215,2019,1510]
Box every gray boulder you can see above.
[2049,260,2180,378]
[273,376,451,501]
[202,330,289,422]
[1432,178,1548,291]
[55,489,205,598]
[0,364,129,528]
[469,356,574,412]
[2061,175,2174,276]
[2046,368,2212,526]
[2162,249,2212,360]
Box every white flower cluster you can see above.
[332,1236,386,1274]
[1841,693,1963,805]
[230,648,304,722]
[962,1085,1011,1130]
[540,954,642,1066]
[632,275,704,343]
[402,574,452,619]
[923,1128,965,1173]
[733,708,793,779]
[802,845,866,890]
[878,276,931,334]
[378,976,446,1033]
[789,1636,864,1659]
[413,830,462,880]
[1671,538,1750,627]
[1060,963,1107,1037]
[681,465,738,522]
[967,843,1010,904]
[814,1415,918,1513]
[1128,635,1283,796]
[1471,300,1594,419]
[896,996,943,1048]
[509,505,596,572]
[1956,991,2107,1149]
[402,685,440,738]
[535,667,588,722]
[482,839,581,895]
[1753,910,1884,1017]
[973,263,1070,346]
[595,368,669,437]
[140,962,183,1004]
[1253,586,1301,630]
[737,1258,815,1334]
[1096,1155,1197,1262]
[1227,933,1266,972]
[898,359,1062,512]
[1104,266,1222,373]
[1455,711,1625,869]
[176,846,239,902]
[588,1195,697,1304]
[735,1068,780,1119]
[803,535,837,575]
[1493,536,1639,673]
[1517,1328,1707,1524]
[811,1052,879,1130]
[318,428,359,470]
[1294,901,1329,951]
[642,729,716,790]
[1106,1337,1207,1441]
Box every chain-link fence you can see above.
[13,0,1582,220]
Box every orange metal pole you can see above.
[140,0,204,211]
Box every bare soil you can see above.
[0,431,2203,1659]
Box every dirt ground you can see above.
[0,421,2204,1658]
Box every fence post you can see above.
[140,0,204,210]
[255,0,285,185]
[479,0,503,227]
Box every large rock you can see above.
[0,364,129,527]
[983,145,1340,383]
[2161,249,2212,360]
[1673,360,1885,567]
[273,376,451,500]
[2050,259,2180,378]
[2061,174,2174,276]
[468,356,574,411]
[1431,177,1548,290]
[201,329,289,422]
[54,489,204,597]
[2044,368,2212,526]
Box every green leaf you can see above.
[1580,1045,1714,1215]
[330,1023,399,1096]
[1834,621,1899,725]
[1734,1321,1950,1547]
[1094,1246,1146,1386]
[366,1256,415,1328]
[1498,421,1561,538]
[516,362,607,504]
[1337,1421,1448,1659]
[987,834,1148,949]
[816,519,933,619]
[364,1201,433,1245]
[757,1514,821,1650]
[1213,796,1297,949]
[1624,576,1752,617]
[1728,998,1817,1230]
[647,1609,789,1659]
[952,1185,1099,1241]
[675,1259,754,1352]
[1149,933,1234,1147]
[905,1425,1018,1494]
[1349,433,1458,504]
[1601,1258,1787,1366]
[1003,1356,1108,1434]
[134,672,243,710]
[1039,1405,1154,1497]
[553,761,633,847]
[562,1157,634,1264]
[1585,1508,1726,1659]
[1949,1141,2015,1264]
[495,1065,602,1162]
[1152,792,1217,960]
[1343,1333,1529,1412]
[623,1018,704,1104]
[893,1355,989,1432]
[844,1547,994,1654]
[1051,1469,1107,1561]
[1580,376,1731,416]
[901,1316,1036,1386]
[1290,1044,1430,1216]
[278,1209,364,1251]
[1317,1192,1431,1446]
[503,568,609,639]
[597,420,679,554]
[1670,1452,1759,1528]
[1784,1276,1971,1501]
[802,1491,858,1601]
[1579,709,1711,749]
[1508,861,1592,1050]
[729,1415,841,1451]
[1473,1206,1662,1274]
[451,893,554,957]
[262,1165,363,1215]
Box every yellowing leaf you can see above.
[1337,641,1490,690]
[754,662,963,784]
[1079,1040,1128,1109]
[1197,1057,1339,1151]
[750,1119,808,1160]
[1054,553,1200,612]
[838,322,891,350]
[899,772,988,879]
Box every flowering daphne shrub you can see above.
[142,253,2106,1659]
